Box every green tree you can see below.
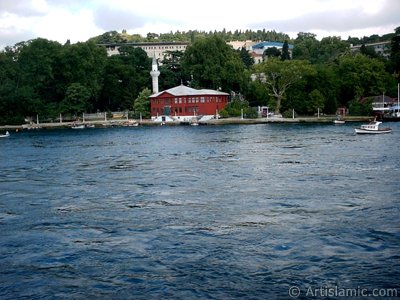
[348,97,373,116]
[286,63,339,115]
[308,89,325,114]
[133,88,151,118]
[0,47,21,124]
[292,32,319,62]
[390,26,400,76]
[293,33,349,64]
[336,53,388,104]
[61,83,91,116]
[181,35,247,92]
[281,40,291,61]
[263,47,281,59]
[238,47,254,68]
[16,38,63,116]
[159,50,185,89]
[253,58,315,114]
[318,36,349,63]
[100,46,151,110]
[59,41,107,109]
[243,79,270,107]
[219,96,257,118]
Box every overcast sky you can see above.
[0,0,399,49]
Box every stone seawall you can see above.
[0,116,373,131]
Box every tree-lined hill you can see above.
[89,29,291,44]
[89,28,394,46]
[0,27,399,125]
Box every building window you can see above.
[200,97,205,103]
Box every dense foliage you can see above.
[220,96,258,119]
[89,29,290,44]
[0,28,399,125]
[0,39,151,124]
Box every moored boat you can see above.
[333,114,345,124]
[0,131,10,138]
[71,124,85,129]
[354,120,392,134]
[190,119,199,126]
[333,119,345,124]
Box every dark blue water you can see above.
[1,123,400,299]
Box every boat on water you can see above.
[71,124,85,129]
[190,118,199,126]
[354,120,392,134]
[0,131,10,138]
[333,119,345,124]
[333,111,346,124]
[123,120,139,127]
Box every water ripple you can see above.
[1,124,400,298]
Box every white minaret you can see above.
[150,54,160,94]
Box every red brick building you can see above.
[150,85,229,120]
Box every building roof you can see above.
[252,41,294,50]
[150,85,229,98]
[98,41,189,47]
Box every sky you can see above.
[0,0,399,49]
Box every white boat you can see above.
[354,121,392,134]
[71,124,85,129]
[123,120,139,127]
[0,131,10,138]
[190,119,199,126]
[334,113,345,124]
[333,119,345,124]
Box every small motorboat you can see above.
[333,115,345,124]
[354,120,392,134]
[190,119,199,126]
[71,124,85,129]
[333,119,345,124]
[0,131,10,138]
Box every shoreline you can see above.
[0,116,373,131]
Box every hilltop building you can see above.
[227,40,257,51]
[250,41,294,63]
[350,41,390,58]
[99,40,293,64]
[99,41,189,60]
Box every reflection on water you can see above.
[1,123,400,298]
